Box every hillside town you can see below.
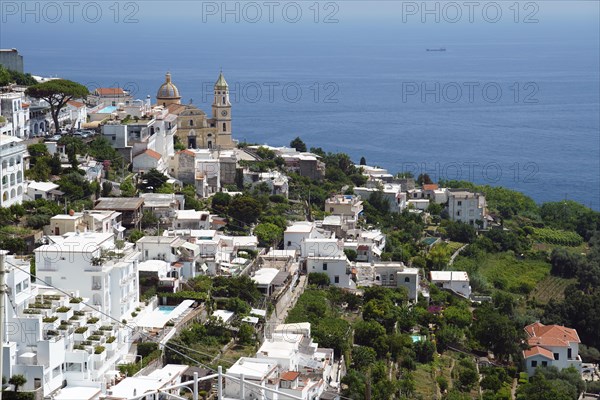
[1,51,600,400]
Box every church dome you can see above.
[157,72,181,100]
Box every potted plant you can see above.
[74,326,90,340]
[56,306,73,320]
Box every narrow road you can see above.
[448,244,468,266]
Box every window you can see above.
[323,263,328,271]
[404,277,410,283]
[568,348,572,359]
[531,360,537,367]
[541,361,548,367]
[287,241,291,246]
[334,276,339,284]
[189,119,194,127]
[554,353,559,360]
[222,122,226,131]
[222,96,226,104]
[457,210,461,216]
[457,201,462,206]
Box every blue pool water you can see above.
[157,306,175,316]
[98,106,117,114]
[411,335,424,343]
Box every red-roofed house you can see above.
[133,149,167,174]
[88,87,132,107]
[66,100,87,130]
[523,321,582,376]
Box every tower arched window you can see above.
[189,119,194,127]
[222,122,226,131]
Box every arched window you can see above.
[10,188,16,199]
[222,96,226,104]
[10,173,15,185]
[2,192,7,201]
[17,171,22,183]
[189,119,194,127]
[222,122,226,131]
[404,277,410,283]
[17,186,22,195]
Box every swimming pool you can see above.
[98,106,117,113]
[157,306,175,316]
[411,335,424,343]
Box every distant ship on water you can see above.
[426,48,446,52]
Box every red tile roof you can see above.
[423,184,439,191]
[68,100,85,108]
[523,346,554,359]
[280,371,300,381]
[180,149,196,157]
[524,322,580,345]
[95,88,125,96]
[142,149,162,160]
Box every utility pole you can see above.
[0,249,7,400]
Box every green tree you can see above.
[351,346,377,371]
[139,168,168,192]
[25,79,89,133]
[444,221,477,243]
[354,320,386,347]
[57,171,92,201]
[8,374,27,392]
[238,323,254,345]
[211,192,231,215]
[101,181,113,197]
[254,222,283,247]
[417,173,433,185]
[344,248,357,262]
[308,272,330,287]
[229,195,262,226]
[128,229,145,243]
[290,136,307,152]
[119,178,136,197]
[27,143,49,159]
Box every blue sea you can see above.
[1,1,598,209]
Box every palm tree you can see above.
[9,374,27,392]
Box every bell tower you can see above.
[212,71,232,148]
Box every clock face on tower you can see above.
[221,110,228,117]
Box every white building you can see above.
[354,183,407,213]
[0,134,27,207]
[172,209,211,230]
[0,92,29,138]
[345,229,386,263]
[25,180,61,201]
[225,322,336,400]
[102,364,189,399]
[244,169,289,198]
[66,100,87,131]
[325,194,363,221]
[447,189,488,228]
[430,270,472,298]
[303,238,355,289]
[355,262,421,301]
[137,235,200,280]
[523,322,582,376]
[140,193,184,219]
[1,252,138,398]
[284,221,327,252]
[45,210,124,239]
[34,232,140,321]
